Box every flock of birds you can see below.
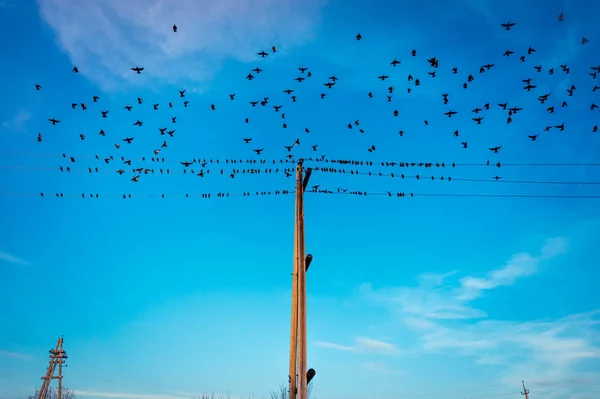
[27,13,600,189]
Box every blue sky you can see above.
[1,0,600,399]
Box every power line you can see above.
[312,168,600,185]
[0,190,295,199]
[2,190,600,200]
[307,189,600,199]
[3,164,600,187]
[0,165,298,177]
[3,151,600,169]
[305,159,600,168]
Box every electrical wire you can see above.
[311,167,600,185]
[304,158,600,168]
[1,190,599,200]
[3,151,600,169]
[307,189,600,199]
[3,164,600,187]
[0,190,295,199]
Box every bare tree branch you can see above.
[269,382,314,399]
[29,386,77,399]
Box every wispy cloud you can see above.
[75,391,188,399]
[0,250,31,266]
[361,237,568,320]
[37,0,327,92]
[0,350,33,360]
[360,237,600,399]
[74,391,243,399]
[456,237,568,301]
[1,109,32,132]
[314,336,400,354]
[361,361,405,375]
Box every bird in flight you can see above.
[131,66,144,74]
[500,21,516,30]
[257,51,268,58]
[173,24,178,32]
[49,118,60,125]
[355,33,362,40]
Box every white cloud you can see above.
[361,361,405,375]
[0,350,33,360]
[313,341,355,351]
[314,336,399,355]
[74,391,243,399]
[361,237,568,319]
[37,0,327,92]
[456,237,568,301]
[0,250,31,266]
[1,110,32,132]
[354,336,400,354]
[360,237,600,399]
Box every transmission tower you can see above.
[37,336,68,399]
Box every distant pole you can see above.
[57,336,63,399]
[521,381,530,399]
[38,336,68,399]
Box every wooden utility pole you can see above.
[521,381,530,399]
[38,336,68,399]
[288,165,300,399]
[289,160,312,399]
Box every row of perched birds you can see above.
[37,190,293,199]
[27,11,597,187]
